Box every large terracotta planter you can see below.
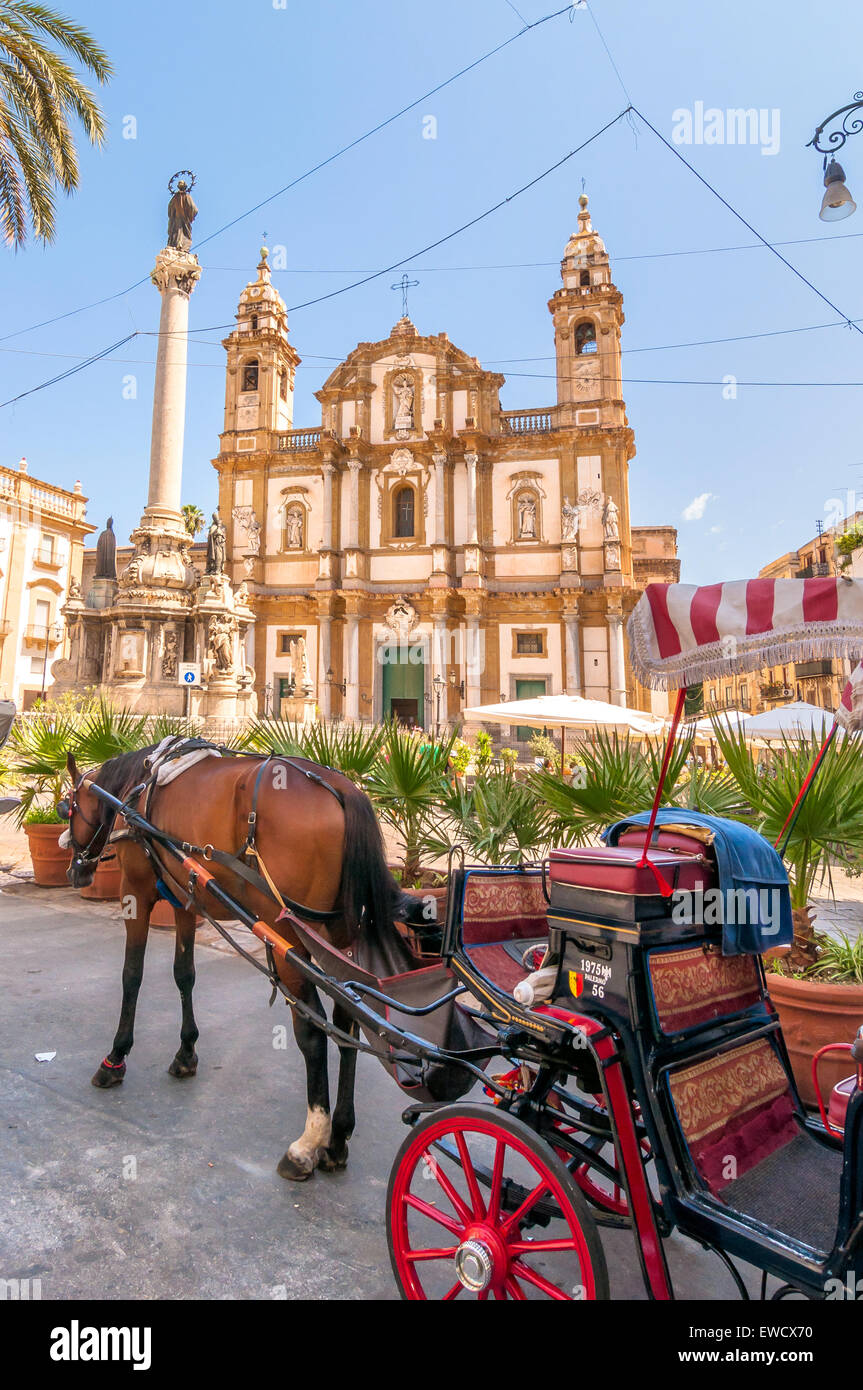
[24,821,73,887]
[766,970,863,1107]
[80,856,123,901]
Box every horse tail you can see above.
[338,785,408,969]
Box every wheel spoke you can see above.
[499,1176,549,1237]
[424,1146,472,1226]
[508,1238,578,1255]
[455,1130,486,1220]
[404,1192,462,1237]
[442,1282,463,1301]
[511,1259,572,1300]
[404,1246,457,1263]
[505,1276,527,1300]
[487,1139,505,1223]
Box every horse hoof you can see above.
[91,1062,125,1088]
[168,1054,198,1079]
[318,1145,349,1172]
[277,1152,315,1182]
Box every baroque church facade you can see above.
[213,196,679,728]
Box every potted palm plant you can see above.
[423,765,552,867]
[72,701,149,898]
[714,724,863,1104]
[4,712,77,885]
[365,724,456,883]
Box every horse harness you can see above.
[79,740,347,926]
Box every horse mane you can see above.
[89,745,159,836]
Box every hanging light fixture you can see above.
[819,157,857,221]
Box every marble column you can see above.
[319,614,332,719]
[465,451,478,545]
[346,461,361,549]
[321,463,335,551]
[608,609,626,706]
[564,613,582,696]
[465,615,482,708]
[345,613,360,720]
[433,450,447,545]
[145,247,201,533]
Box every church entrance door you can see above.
[382,644,426,727]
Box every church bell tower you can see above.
[549,194,624,428]
[222,247,300,438]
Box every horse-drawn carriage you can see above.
[63,578,863,1300]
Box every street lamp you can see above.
[432,673,445,733]
[808,94,863,221]
[449,670,465,699]
[325,666,346,696]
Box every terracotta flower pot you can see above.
[80,856,123,901]
[24,821,73,887]
[766,970,863,1107]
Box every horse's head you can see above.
[59,752,109,888]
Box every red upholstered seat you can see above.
[648,944,762,1035]
[461,871,549,993]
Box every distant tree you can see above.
[1,1,112,247]
[181,504,205,539]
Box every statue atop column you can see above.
[167,171,198,252]
[94,517,117,579]
[205,510,227,574]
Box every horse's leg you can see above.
[277,983,332,1181]
[318,1004,357,1172]
[91,871,156,1089]
[167,906,199,1079]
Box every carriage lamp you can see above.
[808,95,863,221]
[325,666,347,696]
[449,671,465,698]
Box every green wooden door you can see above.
[514,678,547,742]
[382,646,426,726]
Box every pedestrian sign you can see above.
[179,663,201,687]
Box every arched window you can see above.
[242,359,259,391]
[579,270,590,287]
[250,314,258,333]
[394,486,415,538]
[575,321,597,355]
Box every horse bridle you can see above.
[58,775,110,869]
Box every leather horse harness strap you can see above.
[120,740,346,925]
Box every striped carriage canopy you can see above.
[628,579,863,729]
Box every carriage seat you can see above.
[460,869,549,994]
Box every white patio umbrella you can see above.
[741,701,838,743]
[685,708,752,738]
[461,694,665,740]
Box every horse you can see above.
[63,745,423,1181]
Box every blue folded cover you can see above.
[602,808,792,956]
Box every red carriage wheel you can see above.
[387,1103,609,1301]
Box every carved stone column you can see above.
[465,613,482,709]
[607,601,626,706]
[344,612,360,721]
[346,460,361,549]
[321,462,335,551]
[318,613,332,719]
[465,451,478,545]
[433,449,447,546]
[563,603,583,697]
[145,247,201,536]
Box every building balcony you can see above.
[499,408,556,435]
[277,428,323,453]
[795,660,834,679]
[23,624,62,650]
[760,682,794,701]
[796,562,831,578]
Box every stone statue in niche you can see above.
[285,505,304,550]
[392,375,415,431]
[562,496,579,543]
[205,511,227,574]
[605,541,622,572]
[517,493,538,539]
[603,496,620,543]
[161,629,178,680]
[208,614,235,674]
[289,636,313,695]
[232,506,261,556]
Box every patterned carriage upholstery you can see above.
[461,870,549,994]
[667,1037,798,1194]
[647,944,763,1036]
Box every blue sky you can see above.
[3,0,863,583]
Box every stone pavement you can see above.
[0,878,791,1302]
